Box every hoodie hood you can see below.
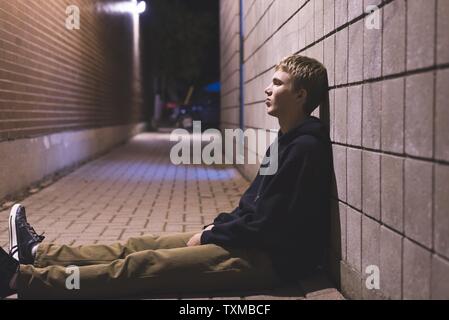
[277,115,331,146]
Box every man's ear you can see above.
[296,88,307,102]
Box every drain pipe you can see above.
[239,0,245,130]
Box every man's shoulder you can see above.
[287,134,328,155]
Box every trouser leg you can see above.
[33,232,197,268]
[18,244,283,299]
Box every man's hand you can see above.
[187,232,202,247]
[186,224,214,247]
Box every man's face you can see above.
[264,70,302,118]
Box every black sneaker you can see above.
[0,247,19,299]
[9,204,45,265]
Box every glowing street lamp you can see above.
[136,1,146,14]
[96,1,147,15]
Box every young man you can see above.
[0,54,332,299]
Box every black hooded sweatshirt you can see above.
[200,115,333,281]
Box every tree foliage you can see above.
[142,0,218,88]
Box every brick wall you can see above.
[0,0,144,141]
[219,0,449,299]
[0,0,146,201]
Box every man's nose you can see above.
[264,85,271,96]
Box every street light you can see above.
[136,1,146,14]
[94,0,146,110]
[95,1,147,15]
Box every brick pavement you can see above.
[0,131,343,300]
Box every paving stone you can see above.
[299,272,343,300]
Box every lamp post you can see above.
[95,1,147,15]
[95,1,148,122]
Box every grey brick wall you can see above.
[0,0,144,141]
[219,0,449,299]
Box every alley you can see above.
[0,131,343,300]
[0,132,247,247]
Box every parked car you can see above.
[175,105,194,130]
[175,102,219,131]
[176,95,220,130]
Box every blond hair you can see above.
[275,54,329,115]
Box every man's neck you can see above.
[278,113,307,134]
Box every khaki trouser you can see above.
[17,232,283,299]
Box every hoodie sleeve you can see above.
[202,174,265,230]
[200,136,330,250]
[202,211,238,230]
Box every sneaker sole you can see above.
[8,204,20,261]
